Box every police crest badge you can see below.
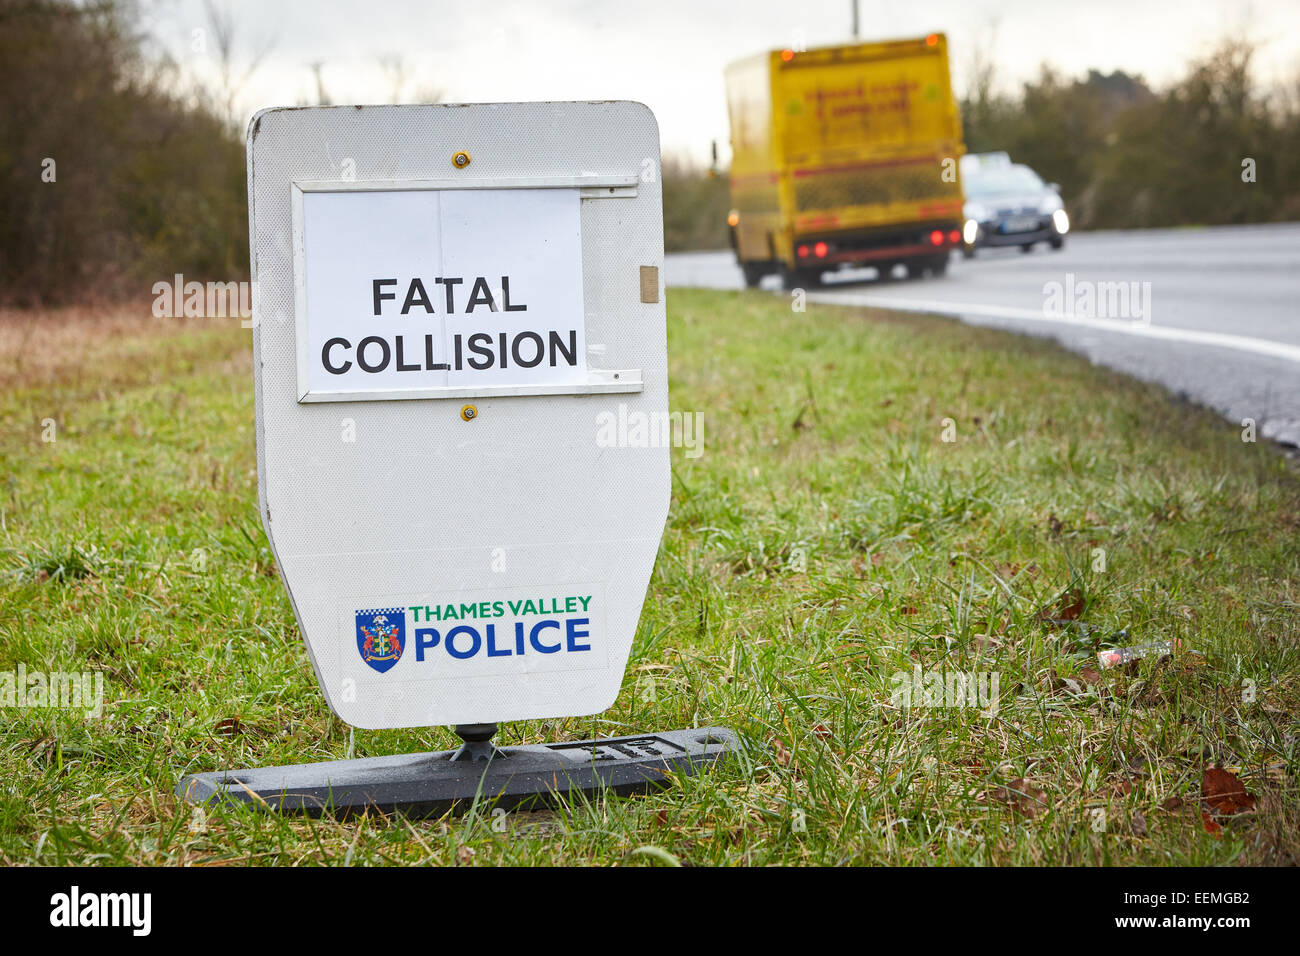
[355,608,405,673]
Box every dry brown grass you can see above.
[0,302,239,393]
[0,302,251,458]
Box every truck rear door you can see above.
[774,37,964,235]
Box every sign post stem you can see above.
[449,723,502,762]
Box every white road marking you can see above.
[810,292,1300,365]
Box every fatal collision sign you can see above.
[295,185,593,401]
[248,102,668,729]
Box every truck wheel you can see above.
[1049,236,1065,250]
[1020,243,1034,253]
[961,245,976,260]
[929,256,949,277]
[741,263,767,288]
[904,260,926,279]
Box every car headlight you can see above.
[1038,192,1063,214]
[963,219,979,244]
[1052,208,1070,234]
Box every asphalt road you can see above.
[666,223,1300,447]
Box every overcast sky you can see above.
[139,0,1299,163]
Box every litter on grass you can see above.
[1097,637,1197,669]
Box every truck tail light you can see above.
[797,244,810,258]
[813,241,828,258]
[929,230,944,246]
[948,229,961,243]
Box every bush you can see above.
[959,40,1300,230]
[0,0,248,305]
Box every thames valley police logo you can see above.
[356,608,405,673]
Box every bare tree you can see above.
[375,54,442,104]
[410,81,445,104]
[308,60,332,105]
[202,0,274,126]
[960,19,1001,106]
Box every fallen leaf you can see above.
[812,724,833,740]
[1160,795,1183,812]
[214,717,243,737]
[1056,590,1086,620]
[1130,810,1147,836]
[1201,813,1222,837]
[1077,667,1102,686]
[1201,767,1256,815]
[770,737,791,766]
[456,845,476,864]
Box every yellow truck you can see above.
[725,33,965,287]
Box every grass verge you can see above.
[1,291,1297,865]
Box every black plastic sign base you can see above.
[176,727,739,819]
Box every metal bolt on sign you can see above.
[175,102,739,819]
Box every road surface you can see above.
[666,223,1300,447]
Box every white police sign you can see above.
[249,103,668,729]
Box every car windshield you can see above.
[965,166,1045,198]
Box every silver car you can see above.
[959,153,1069,257]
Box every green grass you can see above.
[1,290,1297,865]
